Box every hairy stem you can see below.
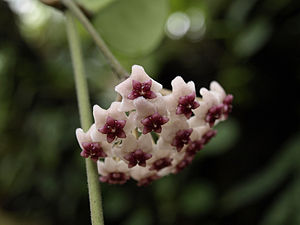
[62,0,128,79]
[65,11,104,225]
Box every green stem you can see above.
[65,11,104,225]
[62,0,128,79]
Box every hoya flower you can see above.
[186,126,217,156]
[159,117,191,152]
[130,166,160,186]
[75,65,233,186]
[115,65,163,112]
[165,76,200,118]
[76,124,111,161]
[133,97,169,134]
[191,81,233,127]
[97,158,130,184]
[146,141,174,172]
[92,102,134,143]
[114,134,153,168]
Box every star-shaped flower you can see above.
[76,124,111,161]
[141,112,169,134]
[164,76,199,117]
[115,65,162,112]
[127,80,157,100]
[98,158,130,184]
[171,128,193,152]
[80,142,107,161]
[124,149,152,168]
[115,134,154,168]
[176,92,200,118]
[98,116,126,143]
[205,104,224,127]
[149,157,173,171]
[190,81,233,127]
[92,102,134,144]
[130,166,159,186]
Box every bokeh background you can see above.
[1,0,300,224]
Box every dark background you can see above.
[0,0,300,224]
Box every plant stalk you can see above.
[62,0,128,79]
[65,11,104,225]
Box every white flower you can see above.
[114,133,153,168]
[115,65,163,112]
[133,96,169,134]
[164,76,200,119]
[76,125,112,160]
[190,81,229,127]
[92,102,134,144]
[97,157,130,184]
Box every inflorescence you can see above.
[76,65,233,186]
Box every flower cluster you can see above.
[76,65,233,186]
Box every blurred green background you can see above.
[1,0,300,224]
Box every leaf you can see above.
[221,133,300,213]
[93,0,169,56]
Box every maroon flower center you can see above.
[171,128,193,152]
[150,157,173,171]
[201,130,217,145]
[99,172,129,185]
[176,92,200,119]
[186,140,203,156]
[80,142,107,161]
[174,154,195,173]
[186,129,217,156]
[128,80,157,100]
[98,116,126,143]
[137,174,160,186]
[124,149,152,168]
[205,94,233,127]
[141,112,169,134]
[205,104,224,127]
[223,94,233,118]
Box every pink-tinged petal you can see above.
[132,80,142,89]
[116,130,126,139]
[141,117,151,126]
[137,174,160,186]
[143,126,153,134]
[117,120,126,129]
[106,116,115,126]
[143,80,152,90]
[192,101,200,109]
[107,134,116,143]
[154,127,162,133]
[80,151,89,158]
[98,127,108,134]
[161,116,169,124]
[146,91,157,99]
[149,157,173,171]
